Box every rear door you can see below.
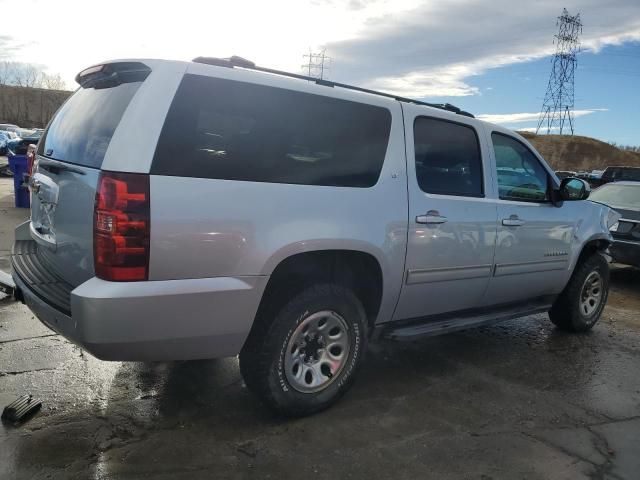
[30,62,153,286]
[393,107,497,320]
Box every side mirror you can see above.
[559,177,590,201]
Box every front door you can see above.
[393,108,497,321]
[483,131,575,304]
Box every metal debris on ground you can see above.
[1,395,42,424]
[0,269,16,297]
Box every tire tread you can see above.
[549,253,609,332]
[240,283,367,416]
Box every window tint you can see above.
[413,117,483,197]
[603,167,640,182]
[492,133,549,202]
[151,74,392,187]
[38,81,143,168]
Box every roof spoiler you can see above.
[75,62,151,89]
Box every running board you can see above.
[383,301,552,341]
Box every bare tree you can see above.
[40,72,66,90]
[0,61,11,84]
[0,61,68,90]
[16,63,40,87]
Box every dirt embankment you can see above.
[0,84,71,128]
[518,131,640,172]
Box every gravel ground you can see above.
[1,177,639,480]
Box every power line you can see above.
[536,8,582,135]
[301,48,331,80]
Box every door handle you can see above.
[416,210,448,225]
[502,215,525,227]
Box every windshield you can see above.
[590,184,640,210]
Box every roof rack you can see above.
[192,56,474,118]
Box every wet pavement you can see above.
[1,177,640,479]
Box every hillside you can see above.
[518,131,640,172]
[0,84,71,128]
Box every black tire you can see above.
[240,283,368,416]
[549,253,609,332]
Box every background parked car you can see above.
[0,131,14,176]
[600,166,640,185]
[6,135,40,156]
[0,131,10,155]
[587,169,605,188]
[0,124,21,136]
[555,170,577,180]
[0,129,19,140]
[590,181,640,267]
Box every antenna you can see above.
[302,48,331,80]
[536,8,582,135]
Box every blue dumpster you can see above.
[8,154,30,208]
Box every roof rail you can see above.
[192,56,474,118]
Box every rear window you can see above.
[151,74,392,187]
[38,79,143,168]
[603,167,640,182]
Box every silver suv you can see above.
[11,57,620,416]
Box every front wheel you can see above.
[549,253,610,332]
[239,284,368,416]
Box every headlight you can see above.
[605,208,622,231]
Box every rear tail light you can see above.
[94,171,150,281]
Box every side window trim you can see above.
[491,131,552,204]
[413,115,485,198]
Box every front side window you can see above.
[151,74,392,187]
[413,117,483,197]
[492,133,549,202]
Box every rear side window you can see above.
[38,65,147,168]
[413,116,483,197]
[151,74,392,187]
[603,167,640,182]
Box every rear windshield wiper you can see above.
[37,157,86,175]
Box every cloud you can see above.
[325,0,640,98]
[0,35,23,60]
[516,127,551,133]
[478,109,609,125]
[0,34,39,62]
[368,64,480,97]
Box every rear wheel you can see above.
[549,253,609,332]
[240,284,368,416]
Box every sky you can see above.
[1,0,639,145]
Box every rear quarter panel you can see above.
[101,60,188,173]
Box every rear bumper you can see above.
[610,239,640,267]
[13,269,268,361]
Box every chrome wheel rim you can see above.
[580,271,603,317]
[284,310,351,394]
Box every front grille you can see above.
[11,240,73,315]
